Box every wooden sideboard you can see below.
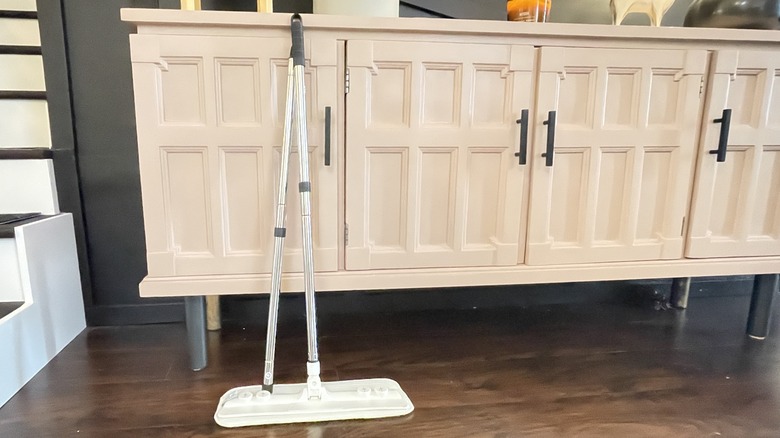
[122,9,780,367]
[123,9,779,294]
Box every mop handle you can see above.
[262,56,295,392]
[291,14,305,67]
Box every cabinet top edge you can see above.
[120,8,780,45]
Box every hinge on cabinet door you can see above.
[344,223,349,246]
[699,78,704,97]
[345,68,350,94]
[681,216,686,236]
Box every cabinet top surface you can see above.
[121,8,780,44]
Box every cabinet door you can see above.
[526,47,706,265]
[130,35,340,276]
[345,40,534,270]
[687,51,780,258]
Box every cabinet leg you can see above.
[747,274,779,340]
[670,277,692,309]
[206,295,221,331]
[185,296,208,371]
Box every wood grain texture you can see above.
[2,295,780,436]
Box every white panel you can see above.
[0,18,39,46]
[418,149,456,248]
[750,147,780,237]
[648,71,679,126]
[636,150,672,240]
[472,67,508,126]
[221,148,263,253]
[368,148,407,249]
[728,70,760,126]
[369,63,410,127]
[0,100,51,147]
[0,55,45,91]
[422,64,460,125]
[709,148,748,238]
[550,150,588,244]
[558,69,595,127]
[0,240,22,302]
[594,149,628,242]
[216,60,261,125]
[0,160,58,214]
[604,70,638,128]
[0,0,37,11]
[0,215,86,407]
[769,72,780,129]
[159,60,205,125]
[163,149,212,254]
[465,151,501,246]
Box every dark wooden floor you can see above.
[2,293,780,437]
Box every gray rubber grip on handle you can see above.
[291,14,305,66]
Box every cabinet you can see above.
[527,47,706,265]
[130,33,341,276]
[122,9,780,298]
[344,40,535,270]
[687,50,780,258]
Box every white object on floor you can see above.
[0,214,86,407]
[214,378,414,427]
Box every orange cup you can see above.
[507,0,551,22]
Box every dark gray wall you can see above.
[58,0,183,325]
[402,0,505,19]
[37,0,94,307]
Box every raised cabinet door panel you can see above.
[130,34,341,276]
[345,41,535,270]
[687,51,780,257]
[526,47,707,265]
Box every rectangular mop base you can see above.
[214,378,414,427]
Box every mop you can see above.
[214,14,414,427]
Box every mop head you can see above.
[214,378,414,427]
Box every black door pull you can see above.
[324,106,331,166]
[709,108,731,163]
[541,110,556,167]
[514,109,529,165]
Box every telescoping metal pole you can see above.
[290,14,322,399]
[262,55,295,392]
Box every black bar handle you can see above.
[541,110,556,167]
[514,109,529,165]
[290,14,305,67]
[709,108,731,163]
[324,106,332,166]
